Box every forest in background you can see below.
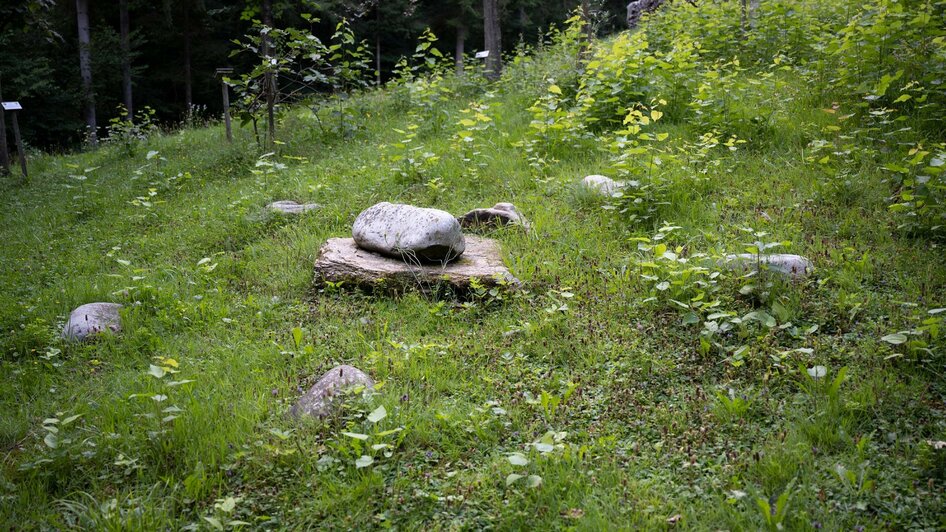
[0,0,632,150]
[1,0,946,527]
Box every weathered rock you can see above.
[62,302,123,341]
[723,254,814,279]
[352,202,465,263]
[458,203,530,231]
[581,175,634,197]
[291,365,374,419]
[267,200,321,215]
[314,235,519,292]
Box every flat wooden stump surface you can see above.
[314,236,520,291]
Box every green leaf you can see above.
[508,453,529,466]
[203,516,224,530]
[341,432,369,441]
[148,365,166,379]
[61,414,82,426]
[744,311,777,328]
[526,475,543,488]
[505,473,523,486]
[548,84,562,95]
[44,432,58,449]
[268,428,291,440]
[881,333,908,345]
[355,455,374,468]
[367,405,387,423]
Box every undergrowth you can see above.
[1,0,945,529]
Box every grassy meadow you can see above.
[2,0,946,529]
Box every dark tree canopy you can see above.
[0,0,632,150]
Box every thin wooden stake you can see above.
[0,75,10,175]
[10,110,27,179]
[222,79,232,143]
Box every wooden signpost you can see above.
[216,68,234,143]
[2,101,27,179]
[0,75,10,175]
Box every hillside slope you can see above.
[2,1,945,529]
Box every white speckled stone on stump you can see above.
[581,175,635,197]
[458,203,531,231]
[314,235,520,292]
[352,202,465,263]
[290,365,375,419]
[62,303,123,341]
[267,201,321,214]
[723,254,813,279]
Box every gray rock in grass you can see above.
[61,302,123,341]
[458,203,531,231]
[352,202,465,263]
[723,253,814,279]
[267,201,321,215]
[581,175,635,197]
[290,365,375,419]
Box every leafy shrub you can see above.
[105,105,158,156]
[888,143,946,237]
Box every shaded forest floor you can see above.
[2,3,946,529]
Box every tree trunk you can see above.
[0,74,10,174]
[375,3,381,86]
[583,0,593,43]
[119,0,133,119]
[183,5,193,111]
[455,24,466,75]
[741,0,748,34]
[579,0,593,62]
[626,0,664,28]
[262,0,275,149]
[76,0,96,145]
[482,0,501,81]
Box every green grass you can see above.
[2,6,946,529]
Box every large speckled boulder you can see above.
[723,254,814,279]
[352,202,465,263]
[61,303,123,341]
[267,201,321,215]
[458,203,530,231]
[290,365,375,419]
[581,175,635,197]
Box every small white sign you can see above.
[475,50,489,59]
[1,101,22,111]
